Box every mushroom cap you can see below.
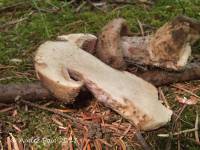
[96,18,132,70]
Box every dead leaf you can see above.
[176,96,198,105]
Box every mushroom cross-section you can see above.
[35,40,172,130]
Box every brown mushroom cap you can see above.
[96,18,132,70]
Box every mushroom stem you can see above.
[97,16,200,71]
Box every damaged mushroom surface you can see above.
[97,16,200,71]
[35,39,172,130]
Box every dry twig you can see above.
[172,84,200,101]
[19,99,86,125]
[158,128,198,137]
[158,87,171,109]
[86,0,106,12]
[194,109,200,144]
[75,1,87,13]
[137,19,144,36]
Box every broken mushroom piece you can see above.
[96,18,132,70]
[35,40,172,130]
[98,16,200,70]
[149,15,200,70]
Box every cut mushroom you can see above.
[35,51,83,103]
[35,40,172,130]
[97,16,200,70]
[35,34,97,103]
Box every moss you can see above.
[0,0,200,149]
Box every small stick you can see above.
[75,1,87,13]
[158,128,198,137]
[174,105,187,123]
[20,99,86,125]
[0,18,28,29]
[86,0,106,13]
[0,1,30,13]
[0,11,33,29]
[173,113,193,126]
[68,0,76,5]
[120,124,132,139]
[137,19,144,37]
[0,77,14,81]
[194,109,200,144]
[0,106,15,113]
[98,139,112,147]
[158,87,171,109]
[171,85,200,101]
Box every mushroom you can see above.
[97,16,200,70]
[35,34,97,103]
[96,18,132,70]
[35,36,172,130]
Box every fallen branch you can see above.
[0,82,53,103]
[0,61,200,103]
[133,62,200,86]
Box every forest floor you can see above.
[0,0,200,149]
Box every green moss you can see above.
[0,0,200,149]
